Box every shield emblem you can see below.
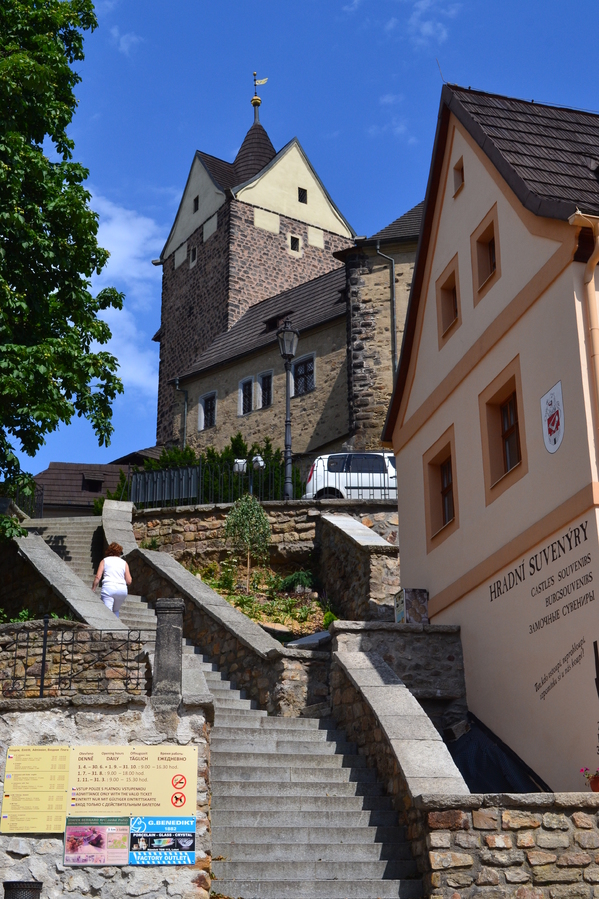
[540,381,564,454]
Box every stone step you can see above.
[211,737,357,755]
[213,710,268,724]
[211,765,378,783]
[211,794,393,812]
[210,725,344,741]
[210,780,385,798]
[211,825,405,845]
[209,880,422,899]
[213,840,410,861]
[211,809,399,828]
[212,751,369,769]
[211,860,418,881]
[212,697,258,711]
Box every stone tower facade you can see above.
[155,109,354,446]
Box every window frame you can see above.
[292,354,316,398]
[422,424,459,553]
[478,356,528,506]
[198,392,217,431]
[238,377,254,416]
[257,370,274,409]
[190,245,197,268]
[288,234,302,255]
[471,204,501,305]
[435,253,462,348]
[298,187,308,204]
[453,157,464,197]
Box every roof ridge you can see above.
[448,83,599,118]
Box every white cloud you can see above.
[408,0,460,47]
[110,25,143,55]
[91,193,165,398]
[385,17,398,32]
[379,93,403,105]
[368,116,409,139]
[342,0,362,11]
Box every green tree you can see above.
[0,0,124,491]
[224,495,271,593]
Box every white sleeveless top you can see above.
[101,556,127,594]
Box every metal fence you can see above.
[129,452,397,508]
[0,484,44,519]
[0,619,154,698]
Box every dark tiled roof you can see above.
[180,266,346,379]
[199,122,277,191]
[369,201,424,241]
[234,122,277,184]
[34,463,123,511]
[110,446,164,466]
[447,85,599,218]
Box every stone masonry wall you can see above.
[345,244,416,450]
[315,514,399,620]
[127,553,330,716]
[0,696,211,899]
[182,318,349,456]
[409,794,599,899]
[157,204,230,446]
[132,499,398,566]
[0,539,70,619]
[228,200,351,325]
[0,621,149,699]
[332,621,469,734]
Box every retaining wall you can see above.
[127,547,330,716]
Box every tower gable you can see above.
[162,154,226,260]
[235,139,354,238]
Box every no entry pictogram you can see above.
[171,792,186,808]
[172,774,187,789]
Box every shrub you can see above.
[224,495,271,592]
[323,610,338,629]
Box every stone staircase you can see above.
[24,517,103,586]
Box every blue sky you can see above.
[16,0,599,474]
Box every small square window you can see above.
[260,373,272,408]
[423,424,459,552]
[471,205,500,303]
[199,393,216,430]
[453,158,464,196]
[293,357,315,396]
[290,236,300,252]
[193,196,199,213]
[478,356,528,506]
[298,187,308,204]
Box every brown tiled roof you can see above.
[369,201,424,242]
[199,122,277,191]
[382,84,599,442]
[180,266,346,379]
[110,446,164,466]
[34,463,124,511]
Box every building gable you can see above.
[162,154,226,260]
[234,139,354,238]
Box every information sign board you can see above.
[64,817,129,866]
[1,746,69,833]
[67,745,197,816]
[129,816,196,865]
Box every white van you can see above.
[302,452,397,500]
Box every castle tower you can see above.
[154,80,354,446]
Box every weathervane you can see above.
[252,71,268,122]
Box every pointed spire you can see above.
[251,71,267,124]
[232,73,276,184]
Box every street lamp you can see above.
[276,319,300,500]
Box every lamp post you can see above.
[276,319,300,500]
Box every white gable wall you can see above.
[163,155,226,260]
[235,143,352,238]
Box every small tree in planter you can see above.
[224,495,271,592]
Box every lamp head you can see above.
[277,319,300,360]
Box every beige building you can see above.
[383,85,599,790]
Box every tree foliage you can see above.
[0,0,124,488]
[224,494,272,593]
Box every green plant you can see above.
[581,767,599,783]
[50,611,73,620]
[0,515,28,542]
[217,558,237,593]
[280,570,313,592]
[264,571,283,600]
[323,610,338,629]
[140,537,159,550]
[296,604,311,623]
[0,609,7,624]
[200,561,219,581]
[10,609,35,622]
[224,495,271,592]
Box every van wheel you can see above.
[317,488,343,499]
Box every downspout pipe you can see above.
[173,377,188,449]
[569,211,599,450]
[376,241,398,377]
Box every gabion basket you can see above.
[3,882,43,899]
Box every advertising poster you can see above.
[129,816,196,865]
[64,817,129,866]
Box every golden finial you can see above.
[252,72,268,121]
